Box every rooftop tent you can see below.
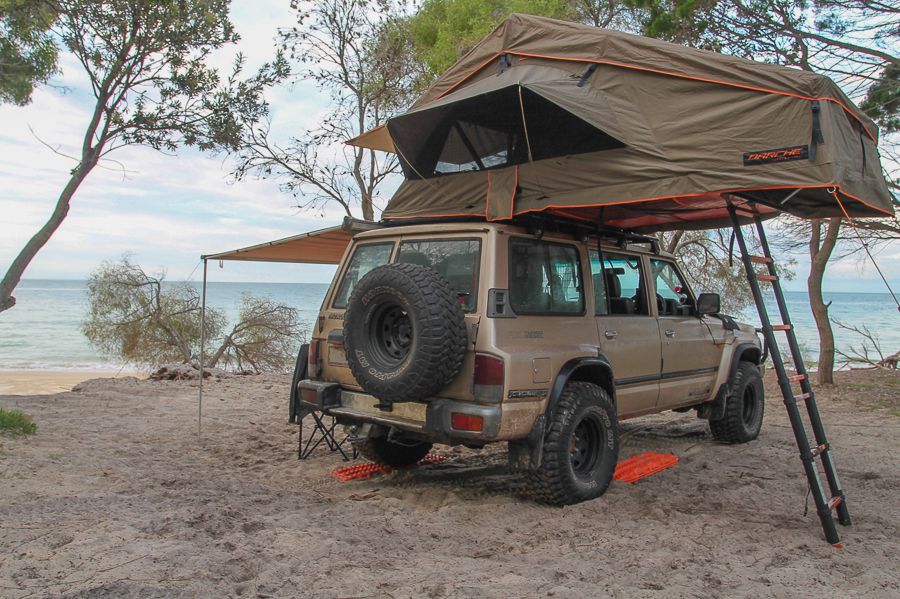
[349,14,895,232]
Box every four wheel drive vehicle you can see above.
[296,220,765,505]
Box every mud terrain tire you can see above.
[526,382,619,505]
[710,361,765,444]
[353,436,433,467]
[344,262,467,404]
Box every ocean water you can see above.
[0,279,897,371]
[0,280,329,370]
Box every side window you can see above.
[597,251,648,316]
[509,238,584,315]
[332,243,393,308]
[651,259,695,316]
[397,239,481,311]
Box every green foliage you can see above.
[0,0,58,105]
[862,64,900,134]
[622,0,725,48]
[82,256,225,367]
[1,0,289,316]
[52,0,289,153]
[409,0,574,77]
[82,257,304,373]
[0,408,36,436]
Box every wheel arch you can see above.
[547,356,616,418]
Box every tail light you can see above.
[308,340,320,378]
[451,412,484,432]
[474,353,504,403]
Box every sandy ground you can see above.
[0,370,143,396]
[0,370,898,598]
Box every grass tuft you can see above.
[0,408,37,437]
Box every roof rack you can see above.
[515,213,660,254]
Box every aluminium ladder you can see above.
[727,202,851,546]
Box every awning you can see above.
[202,218,380,264]
[347,125,395,153]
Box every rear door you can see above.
[590,249,661,418]
[650,258,722,408]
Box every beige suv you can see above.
[296,220,764,504]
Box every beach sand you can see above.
[0,369,144,396]
[0,369,898,598]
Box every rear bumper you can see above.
[297,379,501,443]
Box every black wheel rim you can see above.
[570,413,604,478]
[741,384,758,425]
[368,299,412,367]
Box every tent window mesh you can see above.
[390,86,624,179]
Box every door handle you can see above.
[665,329,676,338]
[604,330,618,339]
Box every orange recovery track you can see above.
[613,451,679,483]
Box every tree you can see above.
[82,257,304,373]
[657,228,795,314]
[408,0,574,78]
[233,0,420,221]
[0,0,289,315]
[0,0,58,105]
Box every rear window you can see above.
[509,238,584,315]
[397,239,481,311]
[332,242,393,308]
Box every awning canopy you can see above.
[202,218,380,264]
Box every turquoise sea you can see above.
[0,279,897,371]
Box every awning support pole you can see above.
[198,258,208,439]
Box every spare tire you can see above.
[344,262,467,404]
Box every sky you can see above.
[0,1,898,292]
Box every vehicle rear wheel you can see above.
[526,382,619,505]
[710,361,765,444]
[344,262,467,405]
[353,435,433,467]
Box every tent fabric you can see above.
[202,219,378,264]
[354,14,894,231]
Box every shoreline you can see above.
[0,369,145,396]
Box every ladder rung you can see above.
[811,443,829,457]
[795,392,811,402]
[749,255,772,264]
[828,496,843,511]
[789,374,806,382]
[772,324,793,331]
[757,274,778,282]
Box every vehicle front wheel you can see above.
[526,382,619,505]
[710,361,765,444]
[353,434,433,467]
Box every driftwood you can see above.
[879,352,900,369]
[149,364,234,381]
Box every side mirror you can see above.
[697,293,720,315]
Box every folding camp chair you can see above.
[296,410,356,461]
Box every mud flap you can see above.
[508,414,546,470]
[697,385,727,421]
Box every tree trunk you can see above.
[808,218,841,385]
[0,161,96,314]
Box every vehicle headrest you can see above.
[604,270,621,298]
